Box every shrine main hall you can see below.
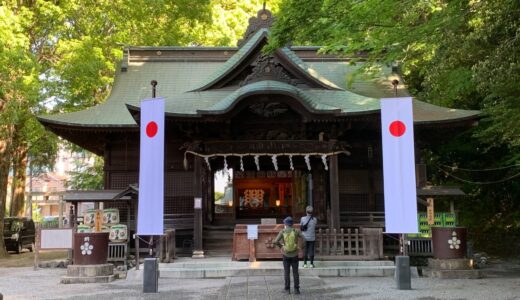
[39,9,479,259]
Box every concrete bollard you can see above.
[395,256,411,290]
[143,258,159,293]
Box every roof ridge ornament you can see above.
[237,7,274,47]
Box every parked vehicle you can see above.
[3,217,35,254]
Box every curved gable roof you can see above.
[191,28,342,91]
[196,80,341,115]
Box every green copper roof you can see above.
[191,29,269,91]
[197,81,341,114]
[190,28,342,91]
[278,47,342,90]
[38,31,479,129]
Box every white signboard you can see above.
[261,218,276,225]
[247,225,258,240]
[194,197,202,209]
[40,228,73,250]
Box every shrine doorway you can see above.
[213,167,310,223]
[233,177,293,219]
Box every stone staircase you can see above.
[159,258,395,279]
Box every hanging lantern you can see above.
[321,154,329,171]
[304,155,312,171]
[204,156,211,170]
[271,155,278,171]
[254,155,260,171]
[289,155,294,171]
[240,155,244,172]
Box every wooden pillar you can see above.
[134,200,140,270]
[58,196,64,229]
[127,200,131,263]
[67,204,75,264]
[329,154,340,230]
[368,145,376,211]
[192,157,205,258]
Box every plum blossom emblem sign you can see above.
[81,237,94,255]
[448,231,461,250]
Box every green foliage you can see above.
[0,1,279,199]
[214,191,224,202]
[67,154,104,190]
[272,0,520,256]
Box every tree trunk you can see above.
[0,137,13,257]
[10,143,28,217]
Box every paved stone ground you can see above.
[1,265,519,299]
[213,275,325,300]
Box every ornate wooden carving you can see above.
[248,102,288,118]
[239,54,301,87]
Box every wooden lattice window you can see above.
[338,170,369,193]
[109,172,138,189]
[339,194,369,212]
[165,171,194,197]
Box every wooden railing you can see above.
[108,243,127,263]
[315,227,383,260]
[340,211,385,227]
[158,229,176,263]
[407,238,433,256]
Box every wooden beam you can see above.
[329,154,340,230]
[192,157,205,258]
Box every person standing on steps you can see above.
[275,216,306,295]
[300,205,317,268]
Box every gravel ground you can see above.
[0,264,519,300]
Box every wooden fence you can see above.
[340,211,385,227]
[158,229,176,263]
[407,238,433,256]
[315,227,383,260]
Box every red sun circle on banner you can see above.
[389,120,406,137]
[146,121,158,138]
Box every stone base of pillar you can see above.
[192,250,205,259]
[61,264,115,284]
[428,258,481,279]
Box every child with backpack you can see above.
[274,216,306,295]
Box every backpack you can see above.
[283,229,298,252]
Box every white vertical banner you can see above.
[137,97,165,235]
[381,97,418,233]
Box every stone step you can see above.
[158,260,396,278]
[61,275,116,284]
[203,230,234,238]
[203,236,234,242]
[163,260,394,269]
[429,269,481,279]
[159,266,395,279]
